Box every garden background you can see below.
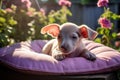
[0,0,120,51]
[1,0,120,79]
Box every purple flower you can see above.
[98,17,112,29]
[97,0,109,7]
[58,0,71,7]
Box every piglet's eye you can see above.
[58,34,62,39]
[71,35,77,39]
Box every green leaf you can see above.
[112,32,117,38]
[48,16,55,23]
[6,26,13,34]
[97,27,104,35]
[0,34,9,45]
[94,38,101,43]
[0,9,6,16]
[111,13,120,20]
[28,20,35,27]
[101,35,109,46]
[8,17,17,26]
[0,17,6,23]
[104,28,110,36]
[11,5,17,11]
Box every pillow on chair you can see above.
[0,39,120,75]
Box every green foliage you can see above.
[0,3,72,47]
[26,6,72,40]
[95,6,120,50]
[95,27,117,47]
[0,8,17,47]
[101,8,120,20]
[48,6,72,24]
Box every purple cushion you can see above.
[0,39,120,75]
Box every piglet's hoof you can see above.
[87,53,96,61]
[54,54,66,61]
[81,49,96,61]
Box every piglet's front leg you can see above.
[52,50,66,61]
[80,49,96,61]
[54,54,66,61]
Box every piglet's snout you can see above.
[60,42,70,53]
[60,45,67,51]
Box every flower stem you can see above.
[105,34,111,47]
[0,0,2,9]
[103,7,107,13]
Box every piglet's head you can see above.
[41,23,98,40]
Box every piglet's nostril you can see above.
[61,45,65,49]
[60,44,67,49]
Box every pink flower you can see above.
[97,0,109,7]
[115,41,120,48]
[58,0,71,7]
[26,11,34,17]
[40,8,45,15]
[98,17,112,29]
[5,8,13,13]
[21,0,31,8]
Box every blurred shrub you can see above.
[0,6,17,47]
[0,0,72,47]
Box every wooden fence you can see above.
[32,0,120,31]
[68,0,120,31]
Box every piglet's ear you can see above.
[41,24,60,38]
[79,26,88,38]
[79,25,98,40]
